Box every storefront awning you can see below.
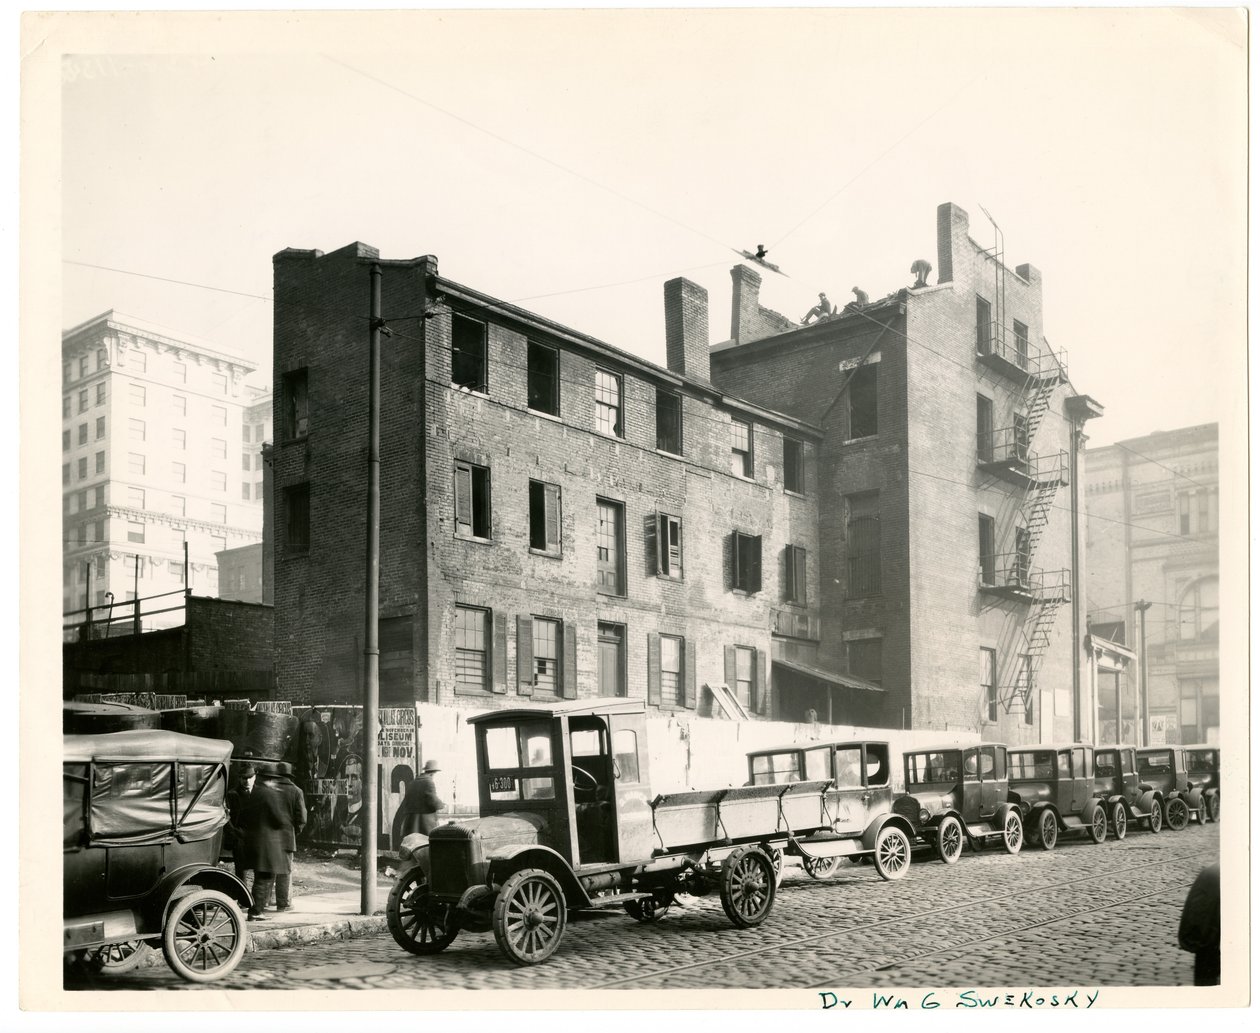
[772,658,884,693]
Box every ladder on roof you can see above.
[707,683,751,721]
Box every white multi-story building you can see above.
[61,311,265,631]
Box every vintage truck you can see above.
[385,698,909,966]
[1007,743,1109,849]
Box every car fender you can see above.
[1203,788,1220,804]
[398,841,432,880]
[487,844,589,907]
[1076,799,1105,824]
[1186,787,1204,812]
[990,801,1022,831]
[154,864,252,923]
[860,812,915,850]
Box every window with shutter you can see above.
[454,462,491,539]
[732,531,762,593]
[529,480,562,554]
[651,513,682,578]
[785,545,807,604]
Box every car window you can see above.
[833,748,862,788]
[1138,750,1172,775]
[864,744,891,786]
[978,747,998,780]
[1095,751,1116,778]
[907,751,961,784]
[750,752,801,785]
[803,748,830,782]
[613,729,640,783]
[1072,748,1087,776]
[63,764,88,849]
[1057,752,1072,778]
[1010,751,1054,780]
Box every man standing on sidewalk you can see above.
[225,763,256,890]
[399,758,446,836]
[241,768,291,922]
[269,762,307,912]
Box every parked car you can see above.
[1182,745,1220,823]
[1135,745,1199,830]
[63,729,252,982]
[1008,744,1108,849]
[1093,744,1164,836]
[745,740,914,880]
[892,744,1023,862]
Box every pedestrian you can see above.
[240,768,293,922]
[399,758,447,836]
[225,763,256,889]
[1178,862,1220,985]
[265,762,307,913]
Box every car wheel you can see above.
[1207,795,1221,823]
[719,846,777,927]
[387,867,459,955]
[623,895,671,923]
[161,889,248,983]
[935,816,964,865]
[493,868,568,965]
[1087,803,1108,844]
[1037,809,1059,851]
[1001,811,1023,855]
[1165,797,1190,831]
[82,939,154,975]
[872,827,911,881]
[765,846,785,887]
[1148,800,1164,833]
[1111,802,1127,840]
[803,854,841,880]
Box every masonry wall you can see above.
[186,596,274,671]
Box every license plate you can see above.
[489,775,515,793]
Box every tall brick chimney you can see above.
[729,265,764,344]
[936,202,970,284]
[663,277,710,382]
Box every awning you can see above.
[773,658,884,693]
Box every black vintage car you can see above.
[63,729,252,982]
[1092,744,1165,836]
[1182,745,1220,823]
[1134,745,1199,830]
[1008,744,1109,849]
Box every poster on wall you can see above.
[1149,714,1170,745]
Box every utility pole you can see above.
[1136,600,1153,746]
[361,264,383,916]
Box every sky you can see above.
[50,8,1246,448]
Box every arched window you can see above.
[1179,577,1219,641]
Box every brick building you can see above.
[1085,423,1218,745]
[272,202,1101,739]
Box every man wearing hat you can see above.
[225,763,256,887]
[264,762,307,912]
[399,758,446,837]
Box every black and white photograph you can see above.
[16,3,1248,1018]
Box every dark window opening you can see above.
[784,544,807,604]
[1013,319,1029,368]
[285,483,310,552]
[528,480,561,553]
[732,531,762,593]
[282,368,309,440]
[848,364,878,439]
[451,314,488,393]
[976,296,992,354]
[978,514,996,585]
[648,512,683,578]
[380,616,414,704]
[454,462,491,539]
[783,438,804,493]
[527,342,559,415]
[846,492,880,597]
[656,390,682,455]
[848,638,882,687]
[981,647,997,722]
[976,395,994,462]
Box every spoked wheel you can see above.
[493,868,567,966]
[803,854,841,880]
[1111,802,1128,840]
[1036,809,1058,851]
[1087,803,1108,844]
[1002,812,1023,854]
[1165,797,1190,831]
[1207,795,1221,823]
[387,867,459,955]
[935,816,964,865]
[1147,800,1164,833]
[766,846,785,887]
[719,846,777,928]
[81,939,154,975]
[623,892,672,923]
[871,827,911,881]
[161,889,248,982]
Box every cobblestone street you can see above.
[66,821,1219,993]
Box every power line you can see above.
[1106,439,1217,493]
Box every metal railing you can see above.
[978,556,1073,602]
[63,588,188,643]
[977,322,1069,380]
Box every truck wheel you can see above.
[1087,803,1108,844]
[872,827,911,881]
[935,816,964,865]
[493,868,568,966]
[161,889,247,983]
[719,846,777,928]
[387,868,458,955]
[1001,811,1023,854]
[1148,800,1164,833]
[1037,809,1058,851]
[623,892,671,923]
[1111,802,1128,840]
[1165,797,1189,831]
[803,855,841,880]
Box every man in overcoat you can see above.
[267,762,307,912]
[241,773,292,921]
[399,758,446,837]
[225,763,256,887]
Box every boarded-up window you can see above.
[978,514,996,585]
[380,616,414,704]
[846,492,880,597]
[976,296,992,353]
[783,438,804,493]
[285,483,310,552]
[849,638,883,687]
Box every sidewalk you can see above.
[242,886,389,952]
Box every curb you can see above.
[246,915,388,952]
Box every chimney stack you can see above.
[663,277,710,382]
[729,265,764,344]
[936,202,970,284]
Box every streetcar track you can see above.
[592,840,1217,989]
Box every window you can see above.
[242,484,252,500]
[79,356,88,378]
[733,646,756,711]
[94,452,105,474]
[95,383,106,406]
[124,555,137,573]
[212,405,227,427]
[527,342,559,415]
[282,369,308,439]
[128,418,144,442]
[284,483,310,551]
[596,498,625,595]
[784,544,807,604]
[378,616,415,704]
[978,514,996,585]
[845,492,880,597]
[1177,490,1217,536]
[730,418,753,477]
[1014,526,1031,584]
[656,390,682,455]
[128,384,145,407]
[172,462,186,483]
[62,430,70,452]
[451,314,488,393]
[976,395,994,462]
[848,364,878,439]
[172,428,186,450]
[783,438,804,493]
[74,423,86,446]
[211,438,227,459]
[95,416,105,440]
[172,395,187,417]
[127,487,144,509]
[212,471,227,492]
[255,482,264,499]
[212,373,228,395]
[1178,577,1219,641]
[731,531,762,593]
[530,617,561,696]
[173,361,186,383]
[648,512,683,578]
[660,635,684,707]
[127,453,144,476]
[78,389,89,413]
[976,296,992,353]
[68,492,77,515]
[242,454,251,471]
[595,369,623,437]
[77,457,88,480]
[254,454,263,470]
[1018,653,1034,726]
[849,638,882,687]
[171,495,185,516]
[92,486,103,508]
[981,647,997,722]
[210,503,227,524]
[96,348,107,370]
[1013,320,1029,369]
[131,351,147,373]
[76,489,86,513]
[454,605,489,693]
[64,363,72,385]
[597,622,626,698]
[63,396,71,418]
[169,560,184,582]
[453,461,491,539]
[528,480,561,553]
[127,520,145,544]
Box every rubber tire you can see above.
[493,868,568,966]
[1037,809,1059,851]
[803,855,842,880]
[387,867,459,955]
[1207,795,1220,823]
[1148,800,1164,833]
[1111,801,1128,840]
[1087,802,1108,844]
[623,894,671,923]
[1165,797,1189,831]
[1001,811,1023,854]
[871,827,911,881]
[719,846,777,928]
[766,846,785,887]
[81,939,153,975]
[935,816,964,865]
[161,889,248,983]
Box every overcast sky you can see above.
[56,7,1246,447]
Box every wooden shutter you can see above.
[646,632,661,706]
[724,645,736,689]
[793,546,807,604]
[757,648,770,715]
[667,515,682,577]
[644,514,660,576]
[749,536,763,594]
[454,464,472,534]
[562,622,578,699]
[544,483,561,551]
[730,533,740,589]
[516,615,534,695]
[491,611,508,693]
[683,640,696,709]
